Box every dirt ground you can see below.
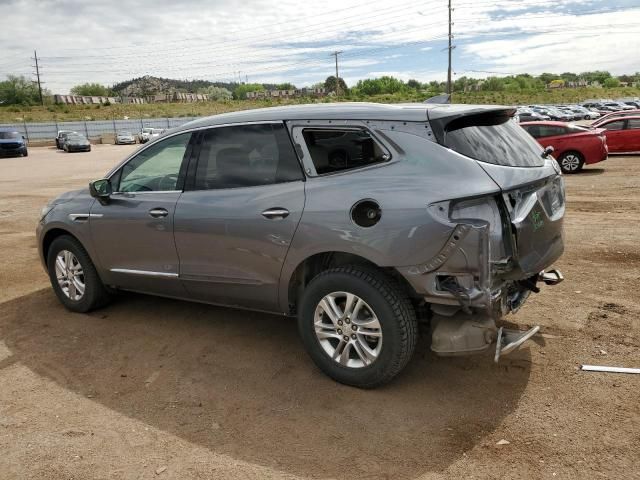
[0,145,638,480]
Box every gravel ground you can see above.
[0,145,638,479]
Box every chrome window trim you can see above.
[110,268,178,278]
[104,120,285,180]
[111,190,181,196]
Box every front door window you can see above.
[117,133,191,192]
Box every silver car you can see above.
[37,103,565,388]
[115,131,136,145]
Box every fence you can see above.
[0,117,198,142]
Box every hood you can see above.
[0,138,24,144]
[48,188,87,206]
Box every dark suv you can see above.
[37,103,565,387]
[0,129,28,157]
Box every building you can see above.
[145,92,209,103]
[53,94,130,105]
[246,87,327,99]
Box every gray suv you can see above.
[37,103,565,388]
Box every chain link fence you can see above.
[0,117,198,142]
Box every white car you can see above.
[138,128,164,144]
[115,131,136,145]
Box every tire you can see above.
[46,235,111,313]
[558,151,584,174]
[22,150,28,157]
[298,265,418,388]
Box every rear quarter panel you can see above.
[277,128,501,311]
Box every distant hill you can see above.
[111,76,239,97]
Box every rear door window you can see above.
[192,123,302,190]
[439,112,545,167]
[537,125,567,137]
[604,120,625,131]
[626,119,640,129]
[300,128,389,175]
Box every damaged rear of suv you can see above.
[399,106,565,361]
[37,102,564,388]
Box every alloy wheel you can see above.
[561,154,581,172]
[314,291,383,368]
[54,250,85,301]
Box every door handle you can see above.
[261,208,290,220]
[148,208,169,218]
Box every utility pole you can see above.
[330,50,343,96]
[32,50,44,106]
[446,0,454,96]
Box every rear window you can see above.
[440,112,544,167]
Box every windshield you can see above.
[118,132,132,136]
[439,111,545,167]
[142,128,153,133]
[0,131,20,139]
[68,135,86,141]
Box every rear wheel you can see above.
[298,265,418,388]
[558,151,584,174]
[47,235,111,312]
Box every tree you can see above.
[198,85,232,101]
[0,75,43,105]
[70,83,111,96]
[276,83,296,90]
[481,77,505,91]
[233,83,264,100]
[324,76,348,94]
[406,79,422,90]
[603,77,620,88]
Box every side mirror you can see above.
[541,146,554,159]
[89,178,112,204]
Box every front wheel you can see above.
[558,151,584,174]
[47,235,111,312]
[298,265,418,388]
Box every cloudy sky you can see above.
[1,0,639,93]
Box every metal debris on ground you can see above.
[581,365,640,374]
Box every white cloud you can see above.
[0,0,638,92]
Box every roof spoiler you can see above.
[428,107,517,144]
[423,94,451,104]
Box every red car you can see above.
[595,116,640,153]
[591,109,640,128]
[520,121,608,173]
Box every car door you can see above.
[624,118,640,151]
[601,119,626,152]
[89,132,194,296]
[173,122,305,312]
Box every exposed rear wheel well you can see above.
[286,252,418,315]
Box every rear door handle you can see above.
[261,208,290,220]
[148,208,169,218]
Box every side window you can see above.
[301,128,389,175]
[604,120,624,131]
[117,133,191,192]
[193,123,302,190]
[537,125,565,137]
[521,125,538,137]
[626,119,640,129]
